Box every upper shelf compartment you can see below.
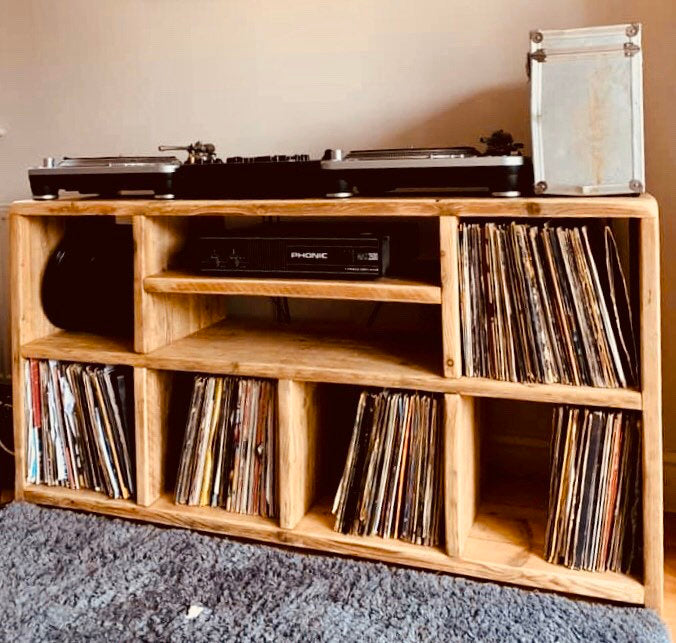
[137,210,442,307]
[10,194,658,219]
[11,214,135,355]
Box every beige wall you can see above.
[1,0,674,490]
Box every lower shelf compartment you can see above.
[20,489,644,605]
[463,504,643,605]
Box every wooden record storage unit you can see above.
[10,195,663,611]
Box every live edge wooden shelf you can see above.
[10,195,663,612]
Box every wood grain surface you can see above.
[9,194,658,219]
[444,395,477,557]
[144,270,442,304]
[19,324,643,409]
[640,214,664,611]
[278,380,321,530]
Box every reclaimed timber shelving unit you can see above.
[10,195,663,611]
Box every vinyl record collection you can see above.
[175,375,277,517]
[459,223,638,388]
[545,406,641,573]
[23,359,135,499]
[332,390,443,546]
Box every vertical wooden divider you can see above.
[133,214,227,506]
[639,213,663,612]
[444,393,478,557]
[10,212,64,499]
[133,215,227,354]
[278,379,321,529]
[439,216,462,378]
[440,215,475,557]
[134,368,173,507]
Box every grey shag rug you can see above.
[0,502,668,642]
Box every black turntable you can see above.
[28,156,181,200]
[321,131,532,197]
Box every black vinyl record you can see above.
[41,218,133,336]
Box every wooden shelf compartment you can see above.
[19,360,139,506]
[133,367,283,526]
[277,379,458,559]
[462,502,644,604]
[454,397,646,604]
[144,271,442,305]
[10,211,140,368]
[279,384,456,558]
